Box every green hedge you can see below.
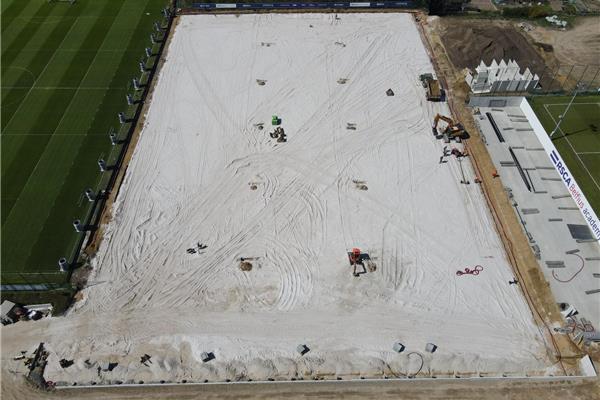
[502,5,552,19]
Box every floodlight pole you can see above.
[550,87,579,137]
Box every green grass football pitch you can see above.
[1,0,166,284]
[528,95,600,215]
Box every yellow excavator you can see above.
[432,114,468,142]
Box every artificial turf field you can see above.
[528,95,600,215]
[1,0,166,283]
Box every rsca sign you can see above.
[549,150,600,239]
[549,150,572,186]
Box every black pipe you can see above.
[485,112,505,143]
[509,147,531,192]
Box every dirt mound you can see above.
[439,19,548,72]
[240,261,253,271]
[527,17,600,66]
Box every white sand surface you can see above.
[1,13,553,384]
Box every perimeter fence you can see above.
[468,64,600,97]
[176,1,419,11]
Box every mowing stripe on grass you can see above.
[1,2,59,73]
[1,0,126,226]
[4,49,142,53]
[26,1,156,270]
[1,0,33,34]
[1,0,15,15]
[543,102,600,107]
[3,0,158,273]
[2,133,113,136]
[2,4,124,267]
[2,86,122,90]
[1,88,31,126]
[529,95,600,214]
[1,6,81,131]
[55,4,150,134]
[1,90,76,224]
[3,137,88,272]
[543,104,600,192]
[1,0,44,38]
[2,0,167,278]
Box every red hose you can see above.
[552,254,585,283]
[456,265,483,276]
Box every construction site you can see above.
[1,4,599,399]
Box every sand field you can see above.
[1,13,555,385]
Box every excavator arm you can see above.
[432,114,468,140]
[432,114,455,130]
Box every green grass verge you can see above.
[1,288,75,315]
[528,95,600,215]
[1,0,167,283]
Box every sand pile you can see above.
[439,20,548,72]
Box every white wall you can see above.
[520,98,600,240]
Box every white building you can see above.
[466,59,539,94]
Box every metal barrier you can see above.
[180,1,417,10]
